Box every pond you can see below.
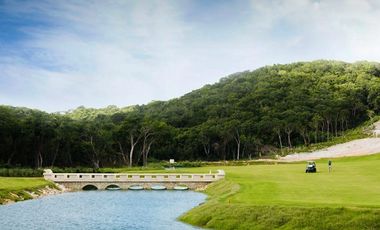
[0,190,206,230]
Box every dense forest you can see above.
[1,60,380,169]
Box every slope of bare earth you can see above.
[280,121,380,162]
[374,120,380,130]
[280,138,380,162]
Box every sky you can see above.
[1,0,380,112]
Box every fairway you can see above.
[181,154,380,229]
[224,155,380,208]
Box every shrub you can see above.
[0,168,43,177]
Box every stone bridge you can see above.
[43,169,225,191]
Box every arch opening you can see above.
[128,185,144,190]
[151,185,166,190]
[106,184,121,190]
[82,184,98,191]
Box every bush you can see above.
[162,161,203,168]
[0,168,44,177]
[51,167,97,173]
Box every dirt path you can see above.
[280,137,380,162]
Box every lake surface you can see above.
[0,190,206,230]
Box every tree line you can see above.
[1,60,380,168]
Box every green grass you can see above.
[180,154,380,229]
[182,203,380,230]
[0,177,55,204]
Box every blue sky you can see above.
[1,0,380,112]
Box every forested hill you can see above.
[1,60,380,168]
[64,105,136,120]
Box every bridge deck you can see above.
[43,169,225,190]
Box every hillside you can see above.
[1,60,380,168]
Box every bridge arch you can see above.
[105,184,121,190]
[82,184,98,190]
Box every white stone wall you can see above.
[43,169,225,183]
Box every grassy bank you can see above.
[182,202,380,230]
[180,154,380,229]
[0,177,56,204]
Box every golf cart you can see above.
[305,161,317,173]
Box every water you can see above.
[0,190,206,230]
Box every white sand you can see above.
[280,138,380,161]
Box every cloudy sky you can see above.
[1,0,380,112]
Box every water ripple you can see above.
[0,190,206,230]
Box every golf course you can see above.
[1,153,380,229]
[180,154,380,229]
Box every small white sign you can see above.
[169,159,175,164]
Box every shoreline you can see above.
[2,182,206,206]
[1,183,67,205]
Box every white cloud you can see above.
[0,0,197,111]
[248,0,380,62]
[1,0,380,112]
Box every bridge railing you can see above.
[43,169,225,183]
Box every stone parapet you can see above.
[43,169,225,190]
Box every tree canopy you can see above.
[1,60,380,168]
